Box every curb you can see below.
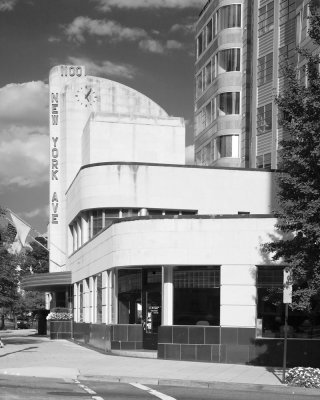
[78,375,320,396]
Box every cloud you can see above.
[22,206,48,219]
[139,39,185,54]
[64,16,148,43]
[0,81,48,127]
[166,40,183,50]
[0,125,49,188]
[48,36,61,43]
[139,39,165,54]
[67,57,136,79]
[170,22,195,35]
[0,0,17,11]
[92,0,205,11]
[0,81,49,189]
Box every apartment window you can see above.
[196,71,203,97]
[257,53,273,86]
[280,0,296,25]
[258,1,274,36]
[279,42,296,73]
[215,135,239,159]
[257,103,272,135]
[256,153,271,169]
[205,60,212,89]
[206,19,213,45]
[218,48,240,73]
[296,11,302,44]
[218,4,241,31]
[174,266,220,326]
[197,30,204,58]
[218,92,240,115]
[257,266,320,338]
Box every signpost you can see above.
[282,267,292,384]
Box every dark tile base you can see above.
[158,326,320,367]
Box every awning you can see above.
[21,271,72,292]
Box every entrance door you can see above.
[142,269,162,350]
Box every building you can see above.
[194,0,318,169]
[21,64,320,367]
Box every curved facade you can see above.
[195,1,243,167]
[37,63,319,366]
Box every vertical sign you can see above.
[51,92,59,224]
[283,267,292,304]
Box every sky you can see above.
[0,0,206,234]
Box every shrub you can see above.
[286,367,320,388]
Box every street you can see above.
[0,375,319,400]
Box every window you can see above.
[96,274,103,323]
[257,266,320,338]
[258,53,273,86]
[258,1,274,36]
[296,11,302,44]
[195,98,216,136]
[174,266,220,326]
[215,135,239,159]
[256,153,271,169]
[257,103,272,135]
[279,42,296,74]
[92,210,103,236]
[218,92,240,115]
[206,19,213,45]
[218,4,241,31]
[78,282,83,322]
[205,61,212,89]
[280,0,296,25]
[118,269,142,324]
[218,48,240,74]
[196,71,203,97]
[197,31,204,58]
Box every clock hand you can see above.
[85,88,92,101]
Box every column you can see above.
[220,264,257,327]
[73,283,78,322]
[81,214,89,245]
[162,266,173,325]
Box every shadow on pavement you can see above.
[0,346,38,358]
[2,338,44,345]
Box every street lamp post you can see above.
[282,267,292,384]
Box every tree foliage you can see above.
[264,4,320,311]
[0,205,49,316]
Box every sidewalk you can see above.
[0,329,318,395]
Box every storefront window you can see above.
[118,269,142,324]
[173,266,220,326]
[218,4,241,31]
[79,282,83,322]
[257,266,320,338]
[96,274,103,324]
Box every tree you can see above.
[264,3,320,312]
[0,205,49,327]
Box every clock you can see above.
[75,86,98,107]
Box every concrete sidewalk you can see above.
[0,329,317,396]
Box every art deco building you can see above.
[194,0,317,169]
[21,63,320,367]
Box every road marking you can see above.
[74,379,104,400]
[130,383,177,400]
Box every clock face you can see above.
[75,86,98,107]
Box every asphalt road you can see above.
[0,376,319,400]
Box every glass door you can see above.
[142,269,162,350]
